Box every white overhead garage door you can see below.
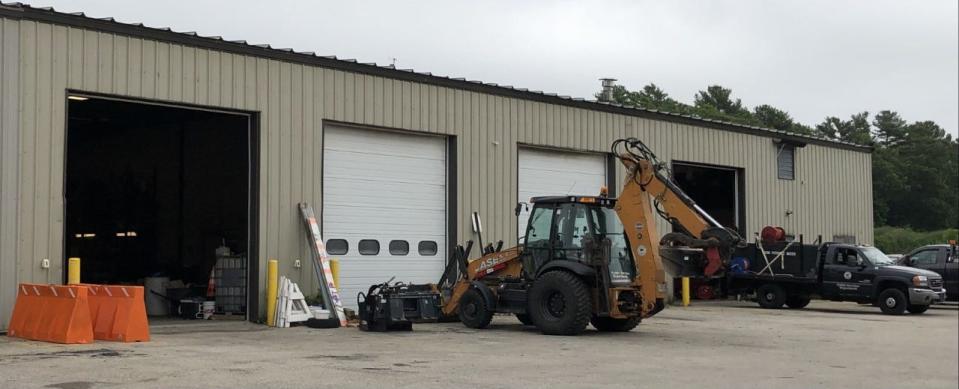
[517,147,608,238]
[323,126,446,309]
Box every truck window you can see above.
[860,246,895,266]
[910,249,939,265]
[830,248,857,265]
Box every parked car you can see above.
[897,242,958,301]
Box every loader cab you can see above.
[521,196,636,286]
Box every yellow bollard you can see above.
[682,277,691,307]
[67,257,81,285]
[330,259,340,289]
[266,259,278,327]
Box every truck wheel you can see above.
[877,288,907,315]
[906,304,929,314]
[458,288,493,328]
[515,313,533,325]
[591,316,641,332]
[785,295,811,309]
[756,284,787,309]
[528,271,592,336]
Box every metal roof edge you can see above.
[0,3,872,153]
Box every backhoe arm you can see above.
[611,138,742,314]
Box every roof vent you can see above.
[599,78,617,102]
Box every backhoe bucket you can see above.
[660,247,707,277]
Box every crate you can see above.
[213,255,247,314]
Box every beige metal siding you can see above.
[1,17,21,331]
[0,17,874,328]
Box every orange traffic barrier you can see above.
[7,284,94,344]
[86,285,150,342]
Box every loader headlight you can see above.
[912,275,928,287]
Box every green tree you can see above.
[694,85,749,116]
[881,121,958,230]
[815,112,873,145]
[872,110,908,146]
[753,104,795,132]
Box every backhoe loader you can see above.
[359,138,743,335]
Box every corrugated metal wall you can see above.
[0,17,873,328]
[1,17,22,332]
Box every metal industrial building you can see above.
[0,4,873,330]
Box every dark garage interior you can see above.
[671,161,743,300]
[65,96,251,317]
[672,162,742,233]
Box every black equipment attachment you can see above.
[357,278,441,331]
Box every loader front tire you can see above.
[590,316,641,332]
[459,288,493,329]
[528,271,591,336]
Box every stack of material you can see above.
[213,254,247,314]
[273,276,312,328]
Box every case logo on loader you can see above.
[475,255,509,279]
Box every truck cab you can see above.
[817,244,946,313]
[897,243,958,301]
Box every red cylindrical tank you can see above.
[761,225,786,243]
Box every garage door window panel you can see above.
[358,240,380,255]
[389,240,410,256]
[418,241,438,256]
[326,239,349,255]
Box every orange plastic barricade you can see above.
[7,284,94,344]
[86,285,150,342]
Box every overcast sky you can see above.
[40,0,959,137]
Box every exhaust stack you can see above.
[599,78,617,102]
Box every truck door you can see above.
[821,247,866,299]
[852,250,879,298]
[944,247,958,299]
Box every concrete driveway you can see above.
[1,300,956,389]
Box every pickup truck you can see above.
[727,242,946,314]
[897,243,958,301]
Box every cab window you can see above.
[525,206,554,248]
[831,248,858,266]
[555,204,587,246]
[910,249,939,265]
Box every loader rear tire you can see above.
[590,316,641,332]
[458,288,493,329]
[528,271,591,336]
